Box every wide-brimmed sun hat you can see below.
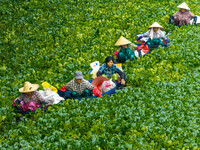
[115,36,132,46]
[177,2,190,10]
[148,22,164,30]
[19,81,39,93]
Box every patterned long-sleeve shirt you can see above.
[19,91,45,104]
[173,10,196,25]
[65,79,94,95]
[97,63,125,79]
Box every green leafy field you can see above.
[0,0,200,149]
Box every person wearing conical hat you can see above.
[142,22,168,47]
[172,2,196,25]
[114,36,136,63]
[13,81,47,112]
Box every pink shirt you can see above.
[173,10,196,25]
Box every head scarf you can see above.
[105,56,113,64]
[149,28,161,40]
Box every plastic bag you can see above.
[92,87,102,97]
[42,82,57,93]
[39,90,64,105]
[39,82,63,105]
[89,61,100,79]
[100,79,116,93]
[44,87,53,96]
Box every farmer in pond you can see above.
[65,71,102,98]
[172,2,196,26]
[114,36,136,63]
[97,56,126,85]
[13,81,47,112]
[141,22,168,47]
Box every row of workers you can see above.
[13,56,125,112]
[114,2,197,63]
[114,22,167,63]
[13,2,196,113]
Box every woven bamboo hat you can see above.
[148,22,164,30]
[19,81,39,93]
[115,36,132,46]
[177,2,190,10]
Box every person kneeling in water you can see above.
[65,71,102,98]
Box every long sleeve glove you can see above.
[164,38,168,44]
[137,35,143,41]
[92,87,102,97]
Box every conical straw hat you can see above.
[148,22,164,30]
[177,2,190,10]
[115,36,132,46]
[19,81,39,93]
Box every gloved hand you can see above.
[137,36,143,41]
[92,87,102,97]
[165,38,169,44]
[15,99,21,105]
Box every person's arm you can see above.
[84,80,102,97]
[116,47,121,52]
[96,64,105,77]
[142,31,150,38]
[129,43,137,50]
[85,80,94,91]
[117,68,126,85]
[160,31,167,40]
[18,94,23,101]
[189,11,196,18]
[96,70,103,77]
[172,11,179,19]
[15,99,21,105]
[64,80,73,91]
[116,67,125,80]
[35,91,45,104]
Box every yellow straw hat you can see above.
[177,2,190,10]
[19,81,39,93]
[148,22,164,30]
[115,36,132,46]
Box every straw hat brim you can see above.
[115,36,132,46]
[19,84,39,93]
